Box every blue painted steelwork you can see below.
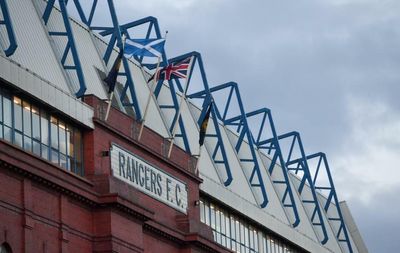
[235,108,301,227]
[306,152,353,253]
[151,51,203,154]
[71,0,196,151]
[42,0,87,98]
[63,1,166,120]
[277,131,328,244]
[0,0,17,56]
[192,82,269,207]
[185,55,233,185]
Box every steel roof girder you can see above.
[41,0,87,98]
[278,132,329,245]
[306,152,353,253]
[243,108,301,227]
[204,82,269,208]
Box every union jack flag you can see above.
[153,57,192,81]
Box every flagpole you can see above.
[195,100,213,175]
[137,32,167,140]
[104,34,126,121]
[137,56,161,140]
[194,144,204,175]
[167,56,194,158]
[104,91,114,121]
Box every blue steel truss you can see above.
[151,52,198,153]
[236,108,301,227]
[278,131,328,244]
[65,1,168,120]
[42,0,86,98]
[186,57,233,185]
[194,82,269,208]
[70,0,196,152]
[306,152,353,252]
[34,7,351,247]
[0,0,17,56]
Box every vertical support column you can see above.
[22,179,34,253]
[59,195,69,253]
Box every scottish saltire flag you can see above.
[153,57,192,81]
[104,48,123,93]
[124,38,165,58]
[199,101,213,146]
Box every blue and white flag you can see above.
[124,38,165,58]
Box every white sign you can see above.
[110,144,188,214]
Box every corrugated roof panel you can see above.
[70,17,108,98]
[7,0,70,93]
[259,152,319,242]
[290,173,343,253]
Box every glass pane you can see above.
[51,148,59,164]
[240,223,245,245]
[200,201,205,223]
[221,212,226,235]
[14,132,22,147]
[254,231,258,251]
[263,236,267,253]
[4,126,11,142]
[60,153,68,170]
[3,95,11,126]
[210,205,215,229]
[23,100,31,137]
[41,144,49,160]
[67,156,73,172]
[230,217,236,240]
[33,140,40,156]
[13,97,22,131]
[245,226,249,247]
[249,228,253,248]
[50,116,58,149]
[235,221,240,245]
[216,210,220,232]
[32,105,40,140]
[24,136,32,152]
[59,120,66,154]
[0,123,3,139]
[41,111,49,144]
[66,126,71,157]
[0,94,2,123]
[267,237,271,253]
[74,130,82,163]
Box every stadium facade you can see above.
[0,0,368,252]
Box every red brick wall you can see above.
[0,95,231,253]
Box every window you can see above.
[0,87,84,176]
[200,198,303,253]
[0,243,12,253]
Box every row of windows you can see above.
[200,199,303,253]
[0,87,84,176]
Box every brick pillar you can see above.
[22,179,34,253]
[59,195,69,253]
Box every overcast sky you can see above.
[80,0,400,251]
